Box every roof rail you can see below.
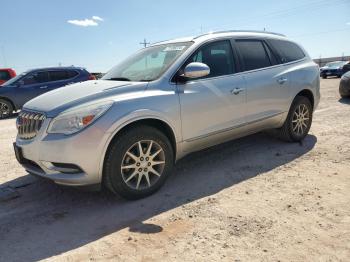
[194,30,286,39]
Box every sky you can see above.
[0,0,349,73]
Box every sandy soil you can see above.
[0,78,349,261]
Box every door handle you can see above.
[277,77,287,85]
[39,86,48,89]
[230,87,244,95]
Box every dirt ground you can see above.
[0,78,349,262]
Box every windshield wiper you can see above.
[106,77,131,81]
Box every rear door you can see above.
[234,39,290,123]
[47,70,78,90]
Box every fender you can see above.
[97,109,181,182]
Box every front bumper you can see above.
[15,117,111,186]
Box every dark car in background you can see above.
[320,61,349,79]
[0,68,16,85]
[339,71,350,98]
[0,67,95,118]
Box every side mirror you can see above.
[183,62,210,79]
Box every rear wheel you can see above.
[0,99,13,119]
[103,125,174,200]
[275,96,313,142]
[322,75,327,79]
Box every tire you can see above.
[103,125,174,200]
[275,96,313,142]
[322,75,327,79]
[0,99,13,119]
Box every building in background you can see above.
[314,56,350,67]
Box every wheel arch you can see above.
[295,89,314,109]
[99,116,178,181]
[0,96,18,113]
[0,96,16,110]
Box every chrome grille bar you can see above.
[17,111,46,140]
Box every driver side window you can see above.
[185,40,235,79]
[22,72,49,86]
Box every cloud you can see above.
[67,18,98,27]
[67,16,104,27]
[92,16,104,21]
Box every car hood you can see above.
[24,80,148,117]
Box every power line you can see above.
[290,27,350,38]
[170,0,349,37]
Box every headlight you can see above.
[47,101,113,135]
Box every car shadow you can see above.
[338,97,350,105]
[0,132,317,261]
[1,112,19,120]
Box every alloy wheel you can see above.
[121,140,165,190]
[292,104,310,136]
[0,102,10,119]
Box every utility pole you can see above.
[319,54,322,67]
[139,39,150,48]
[139,39,150,69]
[341,52,344,61]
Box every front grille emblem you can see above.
[17,111,46,140]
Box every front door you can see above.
[16,71,50,107]
[177,40,246,150]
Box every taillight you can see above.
[88,74,96,80]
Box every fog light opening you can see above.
[51,163,84,174]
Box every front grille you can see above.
[17,111,46,140]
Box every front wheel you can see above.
[103,125,174,200]
[0,99,13,119]
[275,96,313,142]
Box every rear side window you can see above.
[269,40,305,63]
[67,70,79,78]
[186,40,235,78]
[235,40,272,71]
[0,71,11,81]
[49,70,70,81]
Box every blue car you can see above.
[0,67,95,118]
[320,61,349,79]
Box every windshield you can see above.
[102,42,192,82]
[325,61,347,68]
[2,72,27,86]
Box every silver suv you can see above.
[14,31,320,199]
